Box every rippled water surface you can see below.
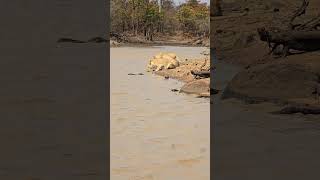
[111,46,210,180]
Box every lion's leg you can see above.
[156,65,164,71]
[166,63,174,69]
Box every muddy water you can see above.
[111,46,210,180]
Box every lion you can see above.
[147,52,180,72]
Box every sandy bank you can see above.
[152,56,211,97]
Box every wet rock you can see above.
[180,78,210,97]
[211,88,220,95]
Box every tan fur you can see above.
[147,52,180,72]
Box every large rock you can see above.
[180,78,210,96]
[222,54,320,104]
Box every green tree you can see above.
[176,1,209,36]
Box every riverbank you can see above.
[111,33,210,48]
[151,51,211,97]
[212,0,320,113]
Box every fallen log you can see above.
[257,0,320,57]
[190,70,210,79]
[258,28,320,57]
[289,0,309,29]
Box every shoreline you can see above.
[211,0,320,114]
[151,57,211,98]
[111,41,209,48]
[111,34,210,48]
[111,44,211,98]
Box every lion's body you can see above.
[147,52,180,71]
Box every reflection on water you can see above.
[111,46,210,180]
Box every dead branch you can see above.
[257,0,320,57]
[258,28,320,57]
[295,16,320,31]
[289,0,309,29]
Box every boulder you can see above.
[222,55,320,104]
[180,78,210,96]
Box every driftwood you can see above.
[258,29,320,56]
[191,70,210,79]
[257,0,320,57]
[289,0,309,30]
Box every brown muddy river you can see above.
[111,46,210,180]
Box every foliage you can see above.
[110,0,209,40]
[176,1,209,36]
